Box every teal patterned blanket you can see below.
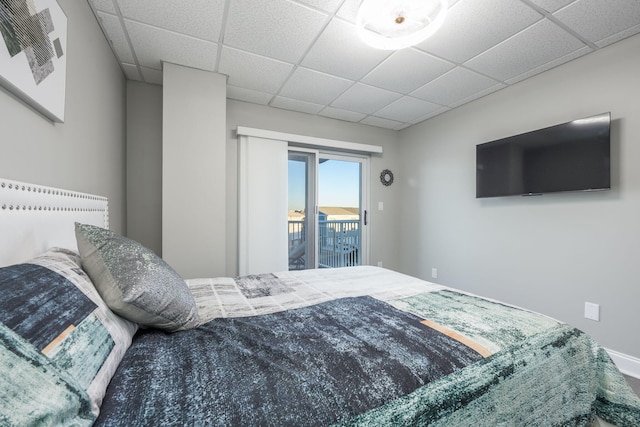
[96,269,640,426]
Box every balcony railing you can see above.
[288,220,360,270]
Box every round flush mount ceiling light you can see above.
[356,0,448,50]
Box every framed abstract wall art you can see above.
[0,0,67,122]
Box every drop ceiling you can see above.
[88,0,640,130]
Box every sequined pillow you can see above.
[75,223,200,332]
[0,248,137,422]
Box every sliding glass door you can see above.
[288,150,317,270]
[288,150,368,270]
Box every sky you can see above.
[288,159,360,211]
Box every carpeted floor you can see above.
[624,374,640,398]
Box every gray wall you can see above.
[126,81,162,255]
[0,0,126,232]
[226,100,402,276]
[398,34,640,358]
[126,90,403,277]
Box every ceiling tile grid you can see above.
[300,18,393,81]
[88,0,640,130]
[552,0,640,47]
[331,83,403,115]
[415,0,544,64]
[95,11,135,63]
[464,19,590,82]
[361,48,456,94]
[319,106,368,123]
[227,85,274,105]
[223,0,329,64]
[89,0,116,14]
[125,20,218,72]
[410,67,505,108]
[117,0,225,41]
[374,96,443,123]
[272,96,325,115]
[218,47,293,94]
[278,67,354,105]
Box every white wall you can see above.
[0,0,126,232]
[398,34,640,358]
[226,100,402,276]
[162,64,227,278]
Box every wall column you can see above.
[162,63,226,278]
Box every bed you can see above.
[1,178,639,427]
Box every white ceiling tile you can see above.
[331,83,402,115]
[504,46,591,85]
[227,86,273,105]
[278,67,353,105]
[553,0,640,46]
[411,67,504,106]
[417,0,542,63]
[319,107,367,122]
[224,0,328,63]
[362,48,454,94]
[336,0,360,22]
[595,23,640,48]
[272,97,324,115]
[360,116,404,130]
[140,66,163,85]
[528,0,575,13]
[89,0,116,14]
[293,0,343,14]
[121,63,140,81]
[465,19,586,82]
[116,0,224,42]
[410,106,451,124]
[447,84,505,109]
[96,11,135,63]
[219,47,293,94]
[374,96,443,122]
[125,20,218,71]
[302,18,392,81]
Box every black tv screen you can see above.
[476,112,611,198]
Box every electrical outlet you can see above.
[377,261,383,267]
[584,302,600,321]
[431,268,438,279]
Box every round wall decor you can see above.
[380,169,394,186]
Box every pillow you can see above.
[75,223,200,332]
[0,248,137,421]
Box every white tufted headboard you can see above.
[0,178,108,267]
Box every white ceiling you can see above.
[87,0,640,130]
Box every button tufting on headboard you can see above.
[0,178,109,266]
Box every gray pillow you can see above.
[75,223,199,332]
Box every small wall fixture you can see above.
[356,0,448,50]
[380,169,394,186]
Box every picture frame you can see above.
[0,0,67,123]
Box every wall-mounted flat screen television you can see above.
[476,112,611,198]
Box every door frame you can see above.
[288,147,319,270]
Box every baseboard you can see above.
[606,348,640,379]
